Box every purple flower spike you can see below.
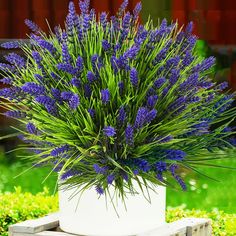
[0,77,12,85]
[87,71,97,83]
[93,164,108,174]
[95,185,104,195]
[122,12,132,29]
[61,91,74,101]
[57,63,77,75]
[166,149,186,161]
[100,12,107,29]
[118,106,126,124]
[107,174,115,185]
[134,107,148,129]
[103,126,116,137]
[71,78,81,87]
[130,68,139,87]
[88,108,95,117]
[21,82,46,96]
[147,95,158,108]
[101,89,110,104]
[153,77,166,89]
[185,21,193,34]
[102,40,111,51]
[69,94,80,110]
[51,144,70,157]
[133,2,142,20]
[76,56,84,72]
[215,81,228,91]
[26,122,37,135]
[1,41,19,49]
[4,110,26,118]
[5,53,25,68]
[145,109,157,123]
[79,0,90,15]
[25,19,41,33]
[125,125,134,146]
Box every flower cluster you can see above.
[0,0,236,198]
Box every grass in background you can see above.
[0,150,236,213]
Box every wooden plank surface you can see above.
[9,214,212,236]
[9,213,59,234]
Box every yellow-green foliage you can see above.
[0,187,58,236]
[167,206,236,236]
[1,189,236,236]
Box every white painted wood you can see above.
[9,213,59,233]
[9,214,212,236]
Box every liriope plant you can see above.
[0,0,236,200]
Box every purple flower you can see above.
[0,63,15,72]
[87,71,97,83]
[125,125,134,146]
[182,51,194,68]
[153,77,166,89]
[5,53,25,68]
[145,109,157,123]
[133,158,151,172]
[4,110,26,118]
[61,169,80,180]
[35,95,55,106]
[168,96,186,111]
[193,56,215,72]
[130,68,139,87]
[147,95,158,108]
[0,77,12,85]
[169,69,180,85]
[0,87,25,101]
[215,81,228,91]
[124,45,140,59]
[153,48,168,65]
[133,2,142,20]
[61,91,74,101]
[107,174,115,185]
[166,149,186,161]
[84,84,92,98]
[102,40,111,51]
[76,56,84,72]
[57,63,77,75]
[103,126,116,137]
[122,12,132,29]
[26,122,37,135]
[156,162,167,172]
[118,106,126,124]
[32,51,43,68]
[100,12,107,29]
[25,19,41,33]
[51,88,63,103]
[134,107,148,129]
[88,108,95,117]
[166,56,180,68]
[38,40,56,54]
[51,144,70,156]
[1,41,19,49]
[118,0,129,15]
[79,0,90,15]
[101,89,110,104]
[83,14,90,32]
[174,175,187,191]
[185,21,193,34]
[71,78,81,87]
[69,94,80,110]
[22,82,46,96]
[62,42,71,64]
[93,164,107,174]
[95,185,104,195]
[118,81,124,95]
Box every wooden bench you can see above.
[9,213,212,236]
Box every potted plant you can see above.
[0,0,236,235]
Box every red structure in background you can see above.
[172,0,236,90]
[0,0,140,39]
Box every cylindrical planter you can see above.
[59,181,166,236]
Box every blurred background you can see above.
[0,0,236,213]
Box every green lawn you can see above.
[1,152,236,213]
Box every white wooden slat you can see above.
[9,213,59,233]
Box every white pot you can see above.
[59,181,166,236]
